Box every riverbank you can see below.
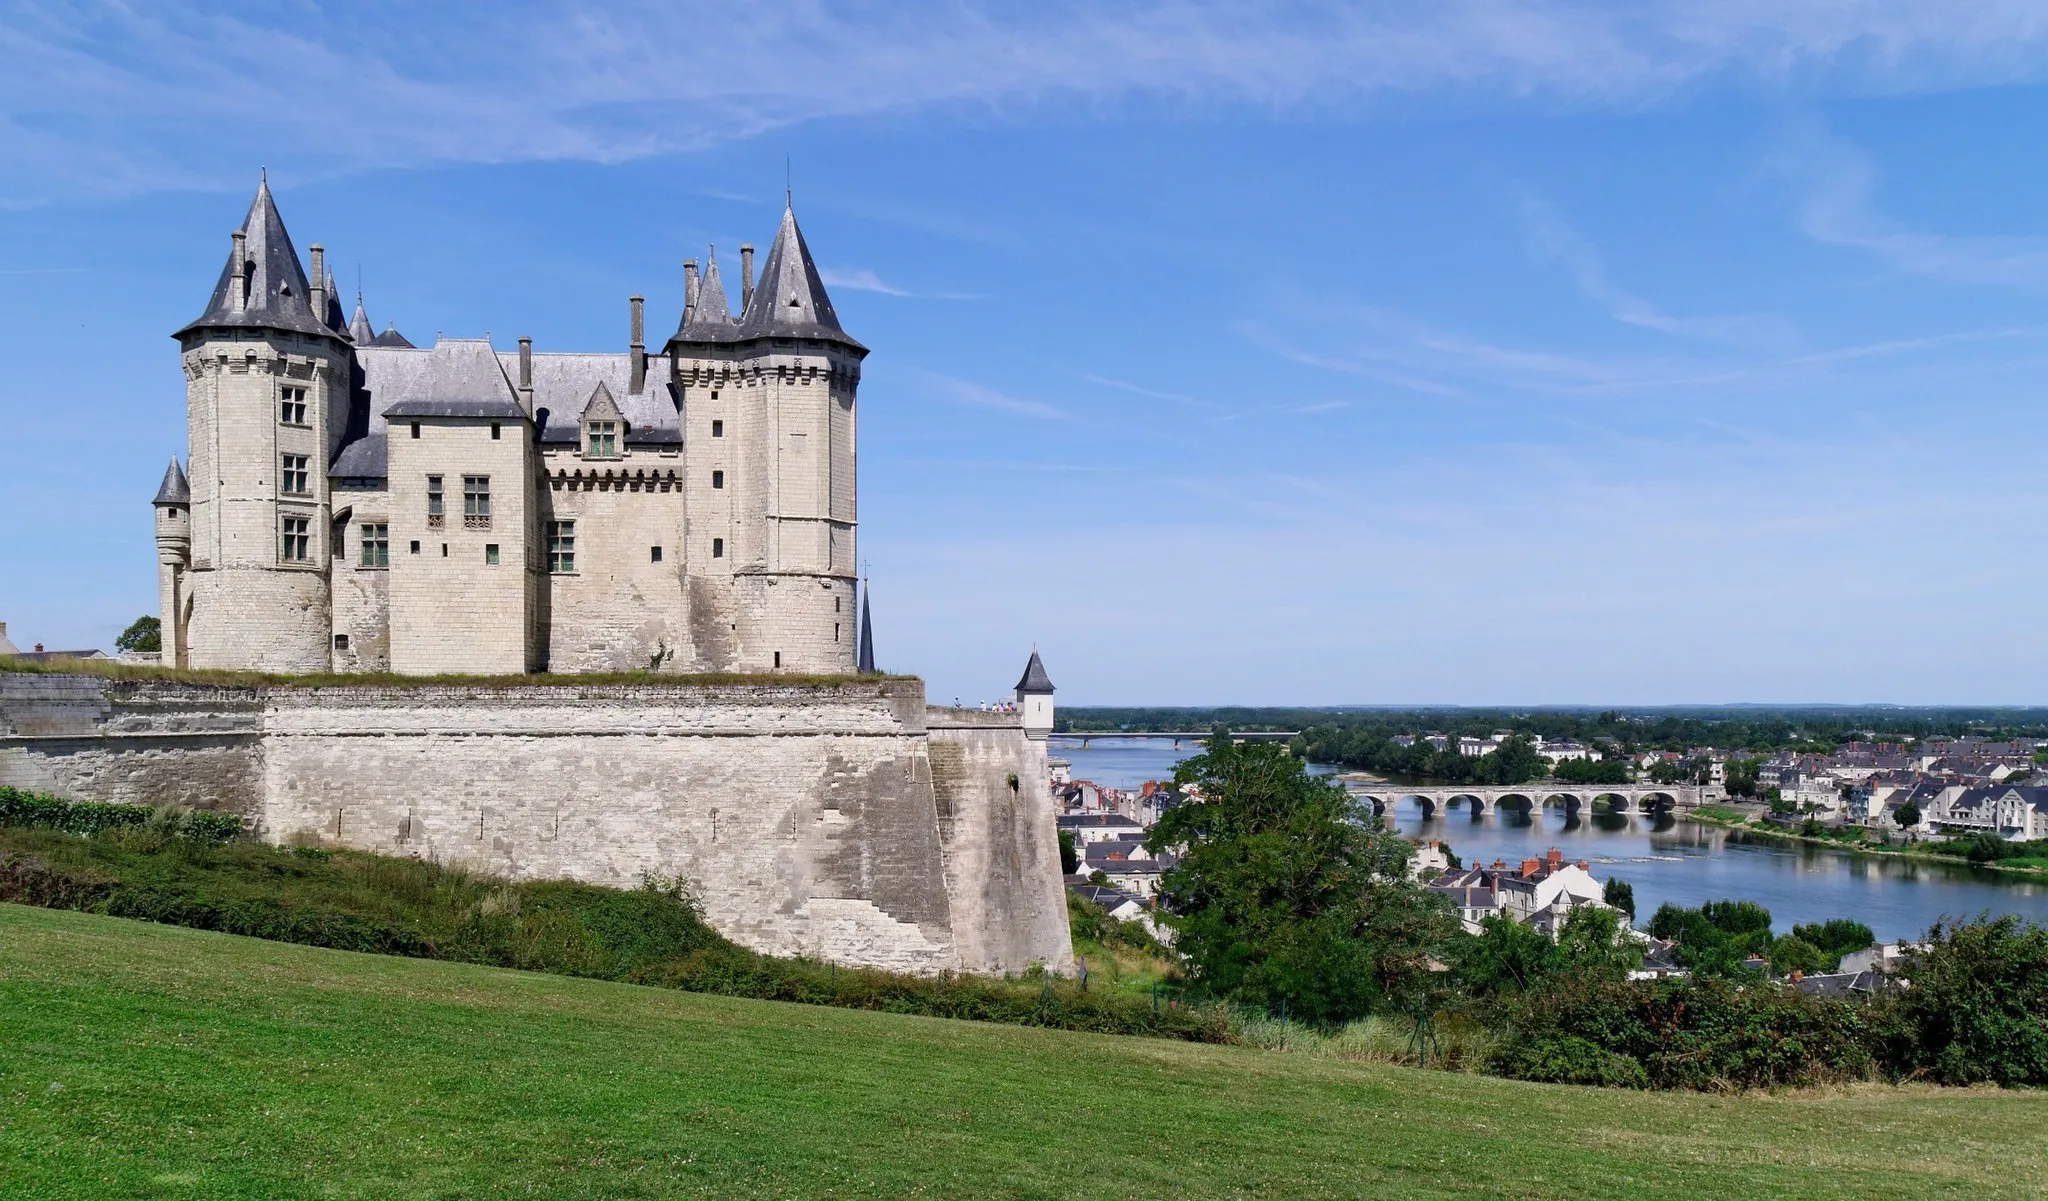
[1684,807,2048,880]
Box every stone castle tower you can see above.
[158,177,865,676]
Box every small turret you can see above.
[152,459,191,667]
[1014,650,1055,741]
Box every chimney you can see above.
[517,336,533,414]
[683,259,699,325]
[629,295,646,394]
[1520,858,1541,878]
[308,244,326,318]
[740,243,755,310]
[1547,847,1563,871]
[229,231,248,311]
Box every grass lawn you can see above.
[3,905,2045,1199]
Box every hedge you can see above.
[0,786,243,845]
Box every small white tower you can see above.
[152,458,192,667]
[1015,650,1055,741]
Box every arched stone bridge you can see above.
[1349,783,1708,817]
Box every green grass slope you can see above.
[2,905,2042,1200]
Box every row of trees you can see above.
[1145,736,2048,1088]
[1068,705,2048,756]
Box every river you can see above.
[1050,737,2048,943]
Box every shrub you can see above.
[1490,975,1876,1090]
[0,786,243,845]
[1492,1035,1647,1088]
[1870,914,2048,1087]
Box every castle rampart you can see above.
[0,671,1072,976]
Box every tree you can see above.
[1456,914,1559,997]
[1876,915,2048,1086]
[1791,918,1874,972]
[1149,735,1456,1022]
[1648,759,1684,785]
[1553,905,1644,981]
[1602,877,1636,921]
[1767,934,1827,976]
[115,616,160,654]
[1058,829,1079,876]
[1894,801,1922,830]
[1724,756,1762,798]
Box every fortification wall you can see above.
[0,673,1070,976]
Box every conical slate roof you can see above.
[737,205,864,351]
[324,271,347,333]
[369,323,415,348]
[1015,650,1054,694]
[349,297,374,345]
[857,585,876,674]
[676,248,737,342]
[174,177,339,341]
[152,458,190,506]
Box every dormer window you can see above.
[587,420,618,459]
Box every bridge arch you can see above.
[1492,793,1535,817]
[1638,791,1678,813]
[1540,792,1586,813]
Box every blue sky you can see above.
[5,2,2048,704]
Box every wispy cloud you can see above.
[1078,373,1223,411]
[12,3,2048,205]
[914,371,1071,420]
[1516,193,1797,349]
[1783,121,2048,290]
[819,267,977,300]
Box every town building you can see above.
[155,178,867,676]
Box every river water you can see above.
[1051,738,2048,943]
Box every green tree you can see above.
[1601,877,1636,921]
[1455,914,1559,997]
[114,616,160,654]
[1894,801,1921,829]
[1648,759,1684,785]
[1768,934,1827,976]
[1553,905,1644,981]
[1876,915,2048,1086]
[1791,918,1874,971]
[1057,830,1079,876]
[1149,736,1455,1022]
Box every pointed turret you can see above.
[349,295,374,345]
[324,270,348,333]
[677,247,737,342]
[152,458,190,507]
[736,204,864,350]
[1014,650,1055,741]
[856,583,876,673]
[173,176,338,342]
[370,322,415,349]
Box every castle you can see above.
[155,177,865,676]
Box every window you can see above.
[360,523,389,568]
[774,651,782,669]
[281,515,310,562]
[463,475,490,528]
[547,521,575,573]
[491,422,501,440]
[426,475,443,527]
[711,470,724,489]
[711,390,719,400]
[711,419,723,438]
[280,454,309,496]
[280,386,308,426]
[334,633,349,651]
[711,537,723,558]
[485,544,500,565]
[409,540,420,555]
[835,596,841,613]
[835,623,840,642]
[410,421,421,439]
[650,545,663,563]
[587,421,617,458]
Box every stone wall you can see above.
[0,672,1070,976]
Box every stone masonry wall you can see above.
[0,673,1072,976]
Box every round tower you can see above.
[1015,650,1055,741]
[152,459,192,667]
[668,203,866,674]
[170,177,353,672]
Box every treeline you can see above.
[1061,706,2048,755]
[1299,728,1551,784]
[1152,738,2048,1090]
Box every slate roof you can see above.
[509,350,681,446]
[1056,814,1145,830]
[377,338,524,419]
[329,434,387,479]
[349,298,374,346]
[1015,650,1055,693]
[369,324,415,348]
[856,584,876,673]
[735,205,865,351]
[153,458,189,506]
[675,249,737,342]
[174,178,343,342]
